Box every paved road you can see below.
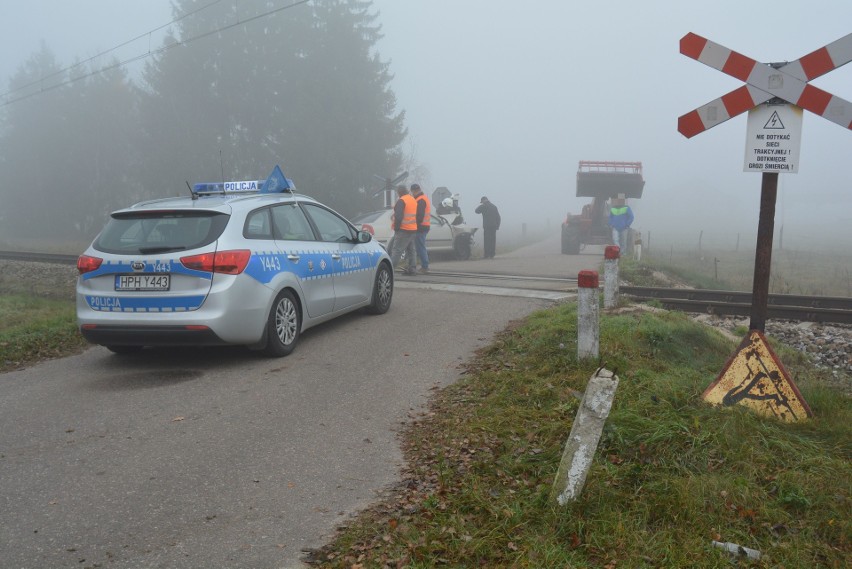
[429,229,607,278]
[0,235,594,568]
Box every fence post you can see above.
[603,246,620,309]
[577,270,599,359]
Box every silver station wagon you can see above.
[76,169,394,356]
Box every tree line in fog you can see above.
[0,0,405,242]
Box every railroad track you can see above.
[0,250,79,265]
[621,286,852,325]
[2,251,850,324]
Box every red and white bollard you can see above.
[577,270,599,359]
[603,245,620,309]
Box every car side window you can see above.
[271,204,315,241]
[301,203,355,243]
[244,209,273,239]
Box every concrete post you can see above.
[552,368,619,505]
[603,245,620,309]
[577,270,599,359]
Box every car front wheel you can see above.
[263,289,301,357]
[454,235,472,260]
[366,262,393,314]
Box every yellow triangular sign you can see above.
[703,330,812,422]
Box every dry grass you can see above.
[642,247,852,297]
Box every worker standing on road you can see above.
[411,183,431,274]
[608,196,634,254]
[390,185,418,275]
[475,196,501,259]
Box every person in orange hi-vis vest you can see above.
[411,183,431,274]
[389,185,418,275]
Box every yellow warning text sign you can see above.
[703,330,812,422]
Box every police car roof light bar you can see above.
[191,180,293,196]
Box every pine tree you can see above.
[0,45,141,241]
[140,0,406,216]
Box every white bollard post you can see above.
[603,245,620,309]
[552,368,619,505]
[577,270,599,360]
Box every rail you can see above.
[621,286,852,325]
[0,250,79,265]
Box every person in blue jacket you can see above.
[608,197,634,253]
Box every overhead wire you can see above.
[0,0,225,101]
[0,0,311,107]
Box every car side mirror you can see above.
[357,230,372,244]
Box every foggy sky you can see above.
[3,0,851,250]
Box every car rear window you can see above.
[94,211,229,254]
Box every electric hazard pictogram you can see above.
[702,330,812,422]
[764,111,784,129]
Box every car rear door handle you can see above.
[331,253,341,260]
[287,254,300,262]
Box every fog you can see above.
[2,0,851,251]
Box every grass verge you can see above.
[311,304,850,568]
[0,294,88,372]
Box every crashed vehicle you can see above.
[352,187,477,260]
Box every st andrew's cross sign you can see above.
[678,32,852,138]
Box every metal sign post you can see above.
[744,102,802,330]
[750,171,777,332]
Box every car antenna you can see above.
[186,181,198,200]
[219,149,225,184]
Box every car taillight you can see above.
[77,255,103,274]
[180,250,251,275]
[361,223,375,235]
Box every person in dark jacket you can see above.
[475,196,501,259]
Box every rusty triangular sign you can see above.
[703,330,812,422]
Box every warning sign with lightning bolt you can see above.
[764,110,785,129]
[744,103,803,173]
[702,330,812,422]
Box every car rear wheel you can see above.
[106,345,143,355]
[263,289,301,357]
[454,235,471,260]
[366,262,393,314]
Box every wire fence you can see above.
[641,230,852,298]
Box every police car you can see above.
[76,167,394,356]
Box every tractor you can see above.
[561,161,644,255]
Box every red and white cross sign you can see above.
[678,32,852,138]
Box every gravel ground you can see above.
[0,260,78,299]
[3,259,849,394]
[692,313,851,395]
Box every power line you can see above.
[0,0,224,100]
[0,0,311,107]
